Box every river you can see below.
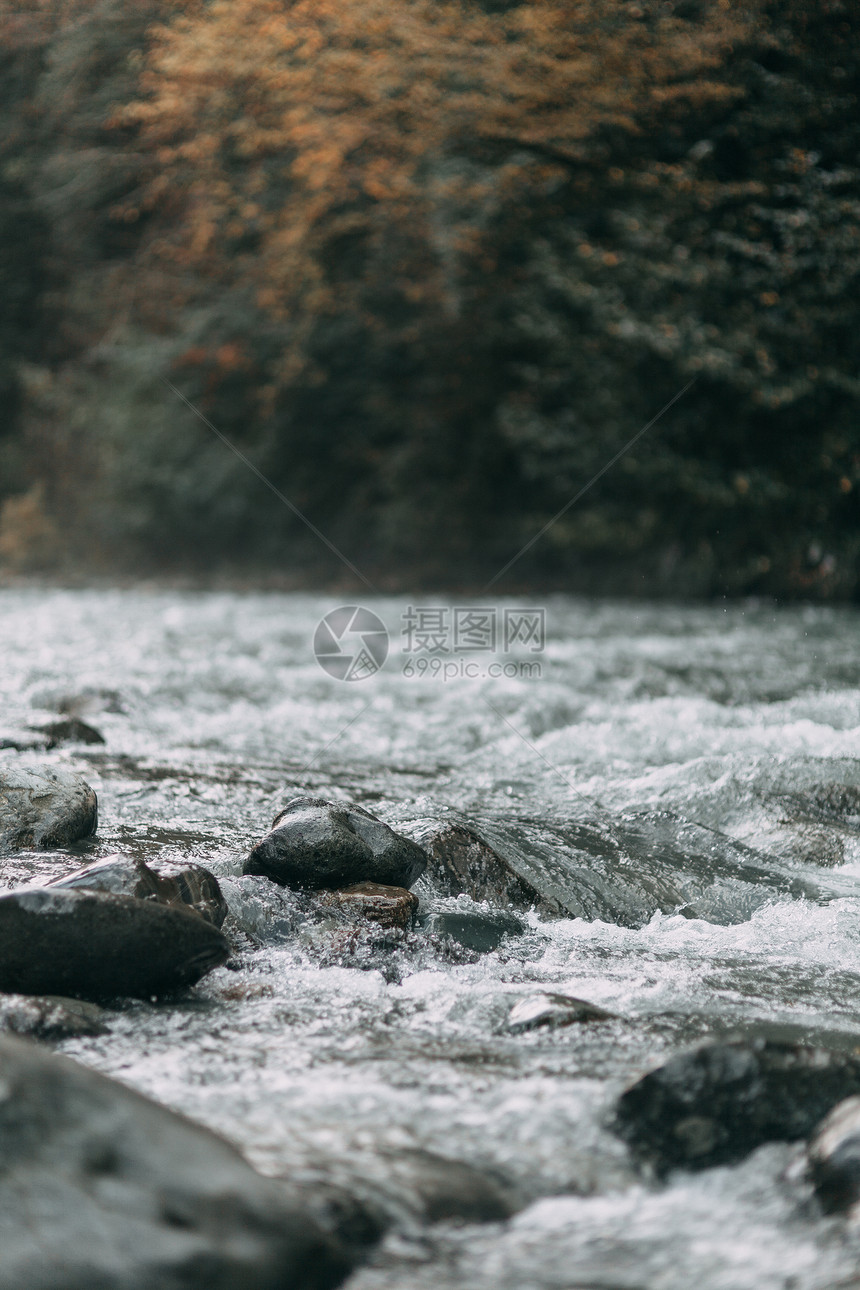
[2,587,860,1288]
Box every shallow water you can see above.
[2,588,860,1286]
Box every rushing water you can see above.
[2,588,860,1288]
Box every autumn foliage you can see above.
[0,0,858,591]
[119,0,743,383]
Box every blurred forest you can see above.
[0,0,857,595]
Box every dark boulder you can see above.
[0,1035,351,1290]
[0,764,97,851]
[614,1034,860,1173]
[318,883,418,930]
[0,887,229,1001]
[808,1096,860,1214]
[244,797,427,891]
[50,854,228,927]
[507,992,617,1034]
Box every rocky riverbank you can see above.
[5,753,860,1287]
[3,589,860,1290]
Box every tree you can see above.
[106,0,745,576]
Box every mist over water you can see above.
[2,588,860,1287]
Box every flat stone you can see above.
[0,993,109,1039]
[507,992,617,1034]
[0,763,98,851]
[0,1035,351,1290]
[614,1034,860,1173]
[319,883,418,930]
[50,854,228,927]
[808,1096,860,1214]
[244,796,427,891]
[418,908,525,953]
[0,887,229,1001]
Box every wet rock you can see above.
[319,882,418,930]
[279,1146,516,1237]
[0,887,229,1001]
[244,796,427,891]
[808,1096,860,1214]
[50,854,228,927]
[402,810,843,928]
[404,820,558,914]
[418,908,525,953]
[614,1034,860,1174]
[507,992,617,1034]
[0,993,109,1039]
[0,1035,351,1290]
[373,1148,516,1225]
[40,716,106,748]
[0,763,98,851]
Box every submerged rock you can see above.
[50,854,228,927]
[0,1035,351,1290]
[219,874,314,942]
[402,810,842,928]
[371,1148,516,1225]
[244,797,427,891]
[808,1096,860,1214]
[0,763,97,851]
[0,887,229,1001]
[614,1034,860,1173]
[278,1145,516,1239]
[41,717,105,748]
[507,992,617,1034]
[418,908,525,953]
[319,882,418,930]
[0,729,48,753]
[405,820,558,914]
[0,993,109,1039]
